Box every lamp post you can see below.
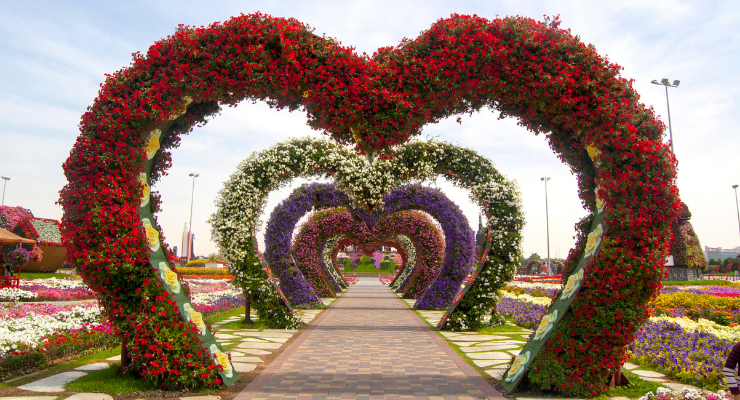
[650,78,680,155]
[733,185,740,246]
[187,173,199,262]
[1,177,9,206]
[541,177,551,275]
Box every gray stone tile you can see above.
[65,394,114,400]
[632,370,666,378]
[232,363,257,373]
[74,363,110,371]
[18,372,87,392]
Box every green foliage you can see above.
[65,364,161,394]
[232,256,303,328]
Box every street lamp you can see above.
[651,78,680,155]
[187,173,199,262]
[733,185,740,246]
[541,177,551,275]
[1,177,9,206]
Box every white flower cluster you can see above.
[322,237,348,289]
[0,304,102,356]
[508,281,564,291]
[0,288,37,301]
[20,277,87,290]
[649,315,740,341]
[390,235,417,292]
[639,387,728,400]
[210,136,524,325]
[189,286,243,305]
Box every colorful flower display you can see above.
[59,12,678,393]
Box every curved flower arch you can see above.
[60,13,679,394]
[290,207,445,299]
[263,183,465,308]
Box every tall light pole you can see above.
[187,173,199,262]
[1,177,9,206]
[733,185,740,246]
[541,177,551,275]
[651,78,680,155]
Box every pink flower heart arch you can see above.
[291,208,445,299]
[60,13,680,395]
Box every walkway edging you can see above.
[401,296,507,400]
[234,293,345,400]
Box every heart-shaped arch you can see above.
[289,206,445,299]
[61,13,679,394]
[263,183,471,309]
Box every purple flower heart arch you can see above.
[264,183,470,309]
[59,12,679,394]
[289,207,445,300]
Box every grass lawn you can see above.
[65,363,160,394]
[347,257,395,273]
[595,369,665,400]
[19,271,76,279]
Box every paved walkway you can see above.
[237,278,504,400]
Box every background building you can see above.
[705,246,740,261]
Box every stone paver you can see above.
[632,370,666,378]
[179,396,221,400]
[18,371,86,392]
[65,393,114,400]
[74,362,110,371]
[237,342,282,350]
[237,278,502,400]
[623,362,639,370]
[0,397,57,400]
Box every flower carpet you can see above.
[0,277,247,380]
[496,280,740,392]
[1,297,333,396]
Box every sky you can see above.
[1,0,739,260]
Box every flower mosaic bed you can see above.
[0,278,95,302]
[0,279,244,379]
[498,281,740,391]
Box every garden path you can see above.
[236,277,504,400]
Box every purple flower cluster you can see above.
[496,296,548,329]
[629,319,733,387]
[264,183,348,308]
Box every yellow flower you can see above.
[504,351,530,383]
[534,310,559,341]
[561,269,584,299]
[583,223,603,258]
[144,129,161,160]
[141,218,160,252]
[302,90,311,98]
[586,145,601,162]
[595,187,605,213]
[139,173,150,208]
[158,262,180,294]
[209,344,233,378]
[184,303,206,336]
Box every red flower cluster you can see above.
[60,12,679,394]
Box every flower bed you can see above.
[0,281,243,379]
[499,283,740,391]
[0,278,95,302]
[640,387,730,400]
[177,267,232,276]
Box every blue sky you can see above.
[1,0,739,259]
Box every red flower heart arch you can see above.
[60,12,681,395]
[291,208,445,299]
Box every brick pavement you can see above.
[236,278,505,400]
